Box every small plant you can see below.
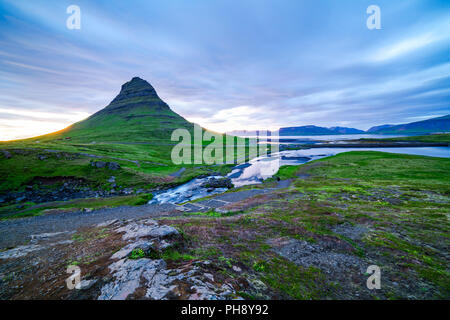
[129,248,146,259]
[219,256,233,268]
[253,261,267,272]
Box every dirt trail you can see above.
[0,180,291,249]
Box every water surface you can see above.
[151,146,450,204]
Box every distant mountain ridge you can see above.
[367,115,450,134]
[278,125,364,136]
[228,126,364,136]
[228,114,450,136]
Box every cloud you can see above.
[0,0,449,139]
[371,33,439,62]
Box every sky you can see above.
[0,0,449,140]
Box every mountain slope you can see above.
[40,77,194,142]
[367,115,450,134]
[328,126,365,134]
[278,125,364,136]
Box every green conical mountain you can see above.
[50,77,194,142]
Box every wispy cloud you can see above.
[0,0,449,139]
[371,33,438,61]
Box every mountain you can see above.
[278,125,364,136]
[367,115,450,134]
[328,127,365,134]
[228,126,365,136]
[366,124,395,133]
[42,77,194,142]
[279,125,333,135]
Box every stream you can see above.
[150,145,450,205]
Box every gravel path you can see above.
[0,180,292,249]
[0,204,179,249]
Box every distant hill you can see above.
[367,115,450,134]
[35,77,194,143]
[328,126,365,134]
[278,125,364,136]
[229,115,450,137]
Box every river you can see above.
[150,139,450,204]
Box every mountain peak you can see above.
[56,77,193,142]
[112,77,159,103]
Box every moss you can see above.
[261,258,328,299]
[129,248,146,260]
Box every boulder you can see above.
[201,177,233,189]
[91,161,121,170]
[1,150,12,159]
[107,162,121,170]
[91,161,107,168]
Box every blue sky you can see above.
[0,0,449,140]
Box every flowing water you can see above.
[150,145,450,204]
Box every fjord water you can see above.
[150,145,450,204]
[244,133,414,142]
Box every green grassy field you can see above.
[163,151,449,299]
[362,133,450,143]
[0,77,273,217]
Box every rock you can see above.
[232,265,242,273]
[115,219,179,241]
[108,176,116,183]
[91,161,120,170]
[107,162,121,170]
[248,278,267,292]
[111,240,153,260]
[91,161,107,168]
[37,155,47,161]
[204,273,214,281]
[98,258,166,300]
[97,219,119,228]
[2,150,12,159]
[15,195,26,203]
[269,238,364,275]
[30,231,69,241]
[0,244,43,259]
[215,207,229,214]
[99,257,235,300]
[201,177,233,189]
[76,279,98,290]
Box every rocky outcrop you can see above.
[98,218,238,300]
[91,161,121,170]
[201,177,233,189]
[1,150,12,159]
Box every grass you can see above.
[162,151,450,299]
[0,193,155,220]
[273,165,300,179]
[362,133,450,143]
[0,80,271,217]
[307,151,450,192]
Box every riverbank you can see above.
[0,151,448,299]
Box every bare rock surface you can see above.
[268,237,365,275]
[98,218,238,300]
